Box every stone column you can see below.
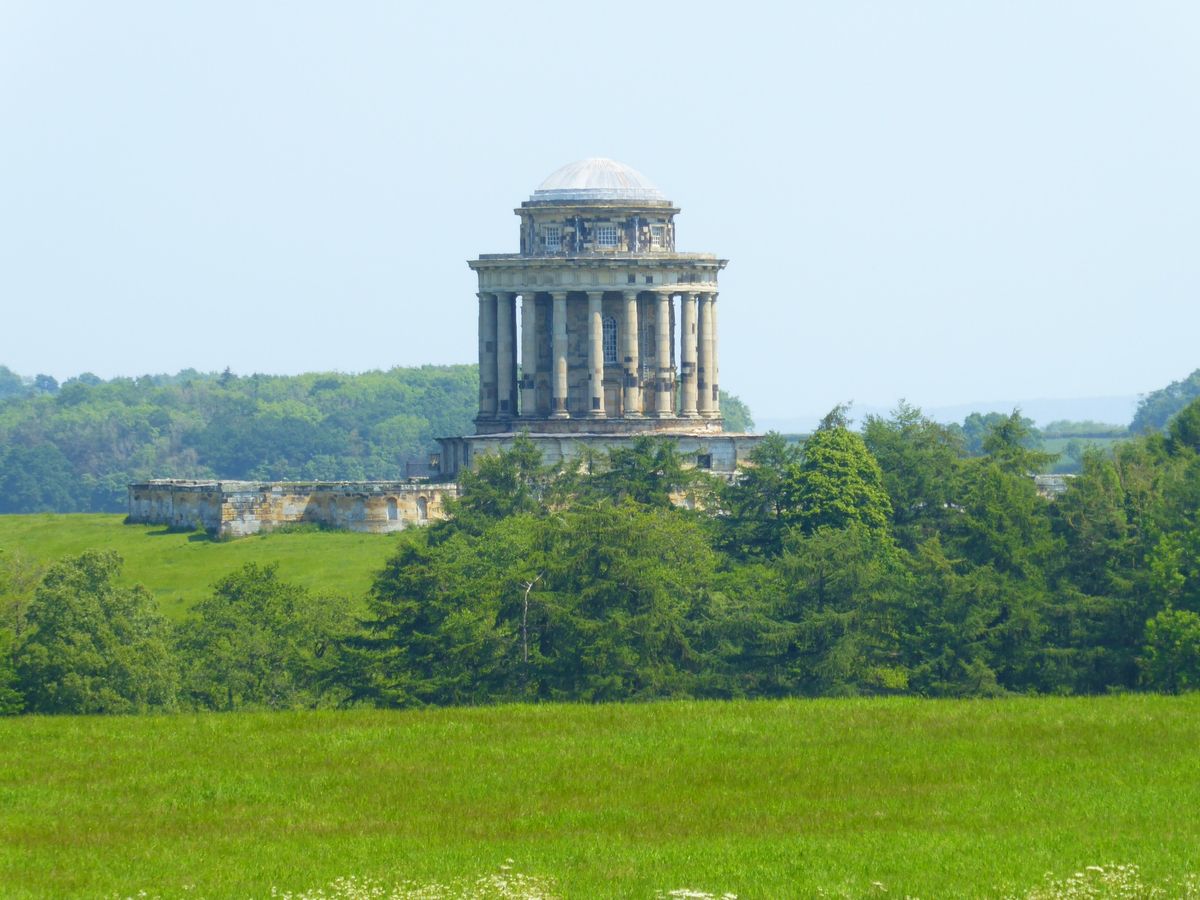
[653,292,673,417]
[710,293,720,418]
[551,291,569,418]
[621,290,642,416]
[679,291,698,417]
[586,291,605,418]
[697,292,714,417]
[477,292,497,419]
[520,291,538,417]
[495,292,516,417]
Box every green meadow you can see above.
[2,695,1199,898]
[0,514,397,617]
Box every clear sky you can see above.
[1,1,1197,420]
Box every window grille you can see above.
[602,315,618,363]
[650,225,666,249]
[595,224,618,247]
[542,225,561,252]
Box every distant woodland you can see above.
[1,363,1197,515]
[0,364,757,514]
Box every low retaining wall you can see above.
[128,480,457,538]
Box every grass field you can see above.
[2,695,1199,898]
[0,514,398,618]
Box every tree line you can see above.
[13,360,1199,517]
[4,397,1200,715]
[0,364,754,513]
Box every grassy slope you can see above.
[2,695,1199,898]
[0,514,398,617]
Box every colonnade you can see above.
[477,289,720,423]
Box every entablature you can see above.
[468,254,726,293]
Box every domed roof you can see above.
[530,158,667,203]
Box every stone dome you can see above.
[530,158,667,203]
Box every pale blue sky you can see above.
[1,1,1197,420]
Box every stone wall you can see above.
[437,431,762,480]
[128,480,457,539]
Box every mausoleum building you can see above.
[129,158,760,535]
[438,158,758,477]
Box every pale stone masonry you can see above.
[128,480,456,539]
[439,158,760,478]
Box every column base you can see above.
[585,411,606,419]
[650,410,676,419]
[549,411,570,420]
[678,411,700,419]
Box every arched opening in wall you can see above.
[417,496,429,522]
[602,315,618,363]
[386,498,398,521]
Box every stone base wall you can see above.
[128,481,457,539]
[437,431,763,480]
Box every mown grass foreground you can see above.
[0,514,397,617]
[2,696,1199,898]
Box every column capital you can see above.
[551,290,568,301]
[622,289,640,302]
[586,290,604,301]
[477,291,495,301]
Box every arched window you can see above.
[602,315,618,363]
[417,496,429,522]
[386,498,398,521]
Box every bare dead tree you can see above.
[521,572,544,665]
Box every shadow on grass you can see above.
[144,526,217,543]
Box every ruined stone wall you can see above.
[128,481,457,539]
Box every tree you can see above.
[444,435,552,534]
[1166,397,1200,454]
[0,365,26,401]
[343,523,525,707]
[718,432,803,559]
[1130,368,1200,434]
[0,627,21,714]
[718,390,754,433]
[957,410,1043,457]
[792,408,893,535]
[526,501,724,701]
[898,538,1004,697]
[980,410,1055,474]
[1141,607,1200,693]
[176,563,352,710]
[14,550,177,714]
[772,523,908,696]
[0,444,76,513]
[1047,449,1151,691]
[863,402,966,548]
[590,436,701,509]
